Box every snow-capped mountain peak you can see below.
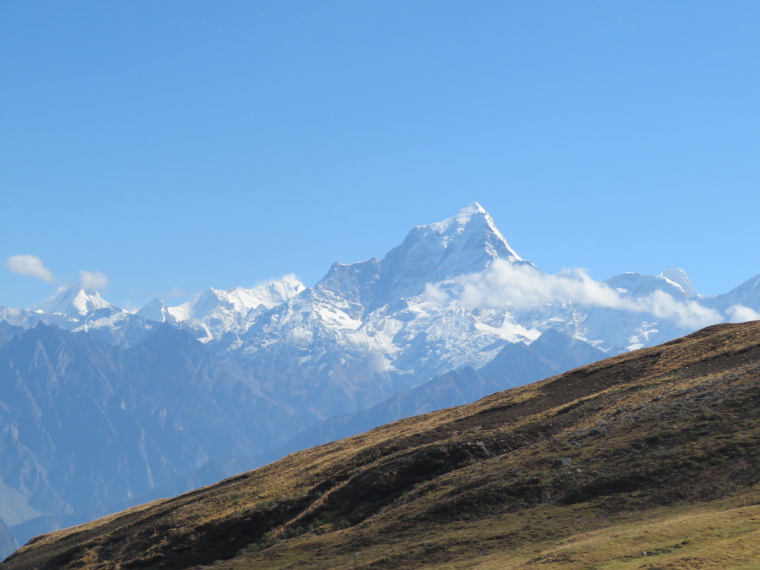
[12,204,760,365]
[169,275,306,323]
[32,286,116,318]
[659,268,696,298]
[132,275,308,342]
[246,274,306,309]
[136,298,176,323]
[427,201,487,230]
[372,203,524,302]
[424,202,517,254]
[426,202,517,258]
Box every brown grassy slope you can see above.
[4,321,760,569]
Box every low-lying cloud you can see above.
[726,305,760,323]
[426,259,728,330]
[6,255,55,282]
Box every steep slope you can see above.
[6,320,760,569]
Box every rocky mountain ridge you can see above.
[6,204,758,360]
[1,202,758,558]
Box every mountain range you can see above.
[5,319,759,569]
[1,202,758,557]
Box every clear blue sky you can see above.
[2,1,759,310]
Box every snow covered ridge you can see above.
[33,287,113,318]
[130,274,308,342]
[2,203,760,359]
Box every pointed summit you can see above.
[374,203,525,301]
[659,268,696,298]
[429,202,486,227]
[136,298,177,323]
[32,286,115,318]
[425,202,521,262]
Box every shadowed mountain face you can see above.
[0,521,17,563]
[6,321,760,569]
[0,324,291,550]
[0,322,22,349]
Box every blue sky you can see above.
[2,1,759,310]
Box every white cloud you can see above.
[79,270,108,290]
[423,282,450,304]
[635,291,722,330]
[167,286,187,299]
[6,255,55,282]
[726,305,760,323]
[455,263,625,312]
[430,259,723,330]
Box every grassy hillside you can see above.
[4,321,760,569]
